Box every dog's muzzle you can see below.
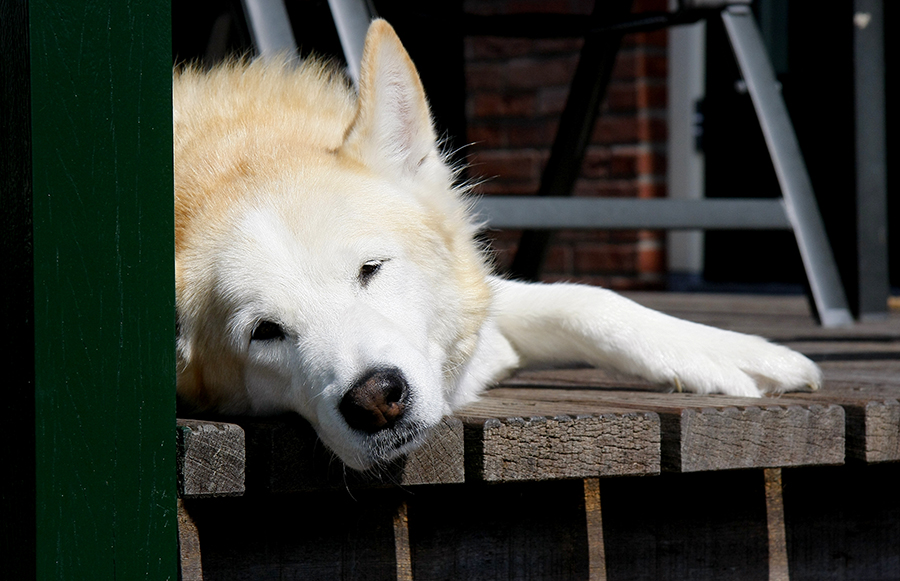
[339,367,409,433]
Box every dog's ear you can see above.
[341,20,439,179]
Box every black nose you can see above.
[340,368,409,433]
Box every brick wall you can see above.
[463,0,668,289]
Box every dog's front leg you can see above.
[490,277,821,397]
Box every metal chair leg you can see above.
[722,7,852,326]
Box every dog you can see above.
[173,19,821,471]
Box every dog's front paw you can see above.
[647,327,821,398]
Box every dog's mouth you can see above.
[344,420,431,471]
[331,366,435,470]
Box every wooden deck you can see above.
[176,293,900,581]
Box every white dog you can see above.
[173,20,821,470]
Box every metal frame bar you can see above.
[667,12,706,278]
[853,0,889,319]
[476,198,790,230]
[722,7,852,326]
[240,0,297,56]
[327,0,377,83]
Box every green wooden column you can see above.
[3,0,176,577]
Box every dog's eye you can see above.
[359,260,383,285]
[251,320,285,341]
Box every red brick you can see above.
[610,151,638,178]
[612,51,638,80]
[613,50,668,81]
[466,63,506,91]
[606,83,637,112]
[581,147,611,179]
[467,37,534,61]
[635,28,669,49]
[573,180,638,198]
[636,149,666,176]
[610,230,641,243]
[574,244,637,274]
[536,86,570,116]
[634,82,666,110]
[638,246,665,274]
[470,93,537,118]
[542,243,574,274]
[466,125,506,149]
[472,178,540,196]
[635,51,668,79]
[610,147,666,177]
[637,116,668,142]
[507,121,557,148]
[592,116,639,144]
[637,181,667,199]
[506,56,578,90]
[556,230,615,244]
[459,0,670,285]
[469,149,543,180]
[533,38,584,55]
[639,229,664,242]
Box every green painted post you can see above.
[24,0,176,577]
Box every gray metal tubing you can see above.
[327,0,376,84]
[853,0,889,319]
[474,198,791,230]
[722,8,852,327]
[240,0,297,56]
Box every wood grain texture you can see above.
[665,402,845,472]
[240,414,464,493]
[785,371,900,463]
[583,478,606,581]
[393,501,413,581]
[177,420,246,498]
[487,386,845,472]
[764,469,789,581]
[460,395,660,481]
[177,499,204,581]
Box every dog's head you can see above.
[174,21,492,469]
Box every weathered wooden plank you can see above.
[764,469,789,581]
[488,386,845,472]
[393,501,413,581]
[177,499,204,581]
[177,419,246,498]
[583,478,607,581]
[664,402,845,472]
[785,380,900,463]
[459,396,660,481]
[239,414,464,493]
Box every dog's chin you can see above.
[338,422,431,472]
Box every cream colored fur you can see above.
[174,20,821,470]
